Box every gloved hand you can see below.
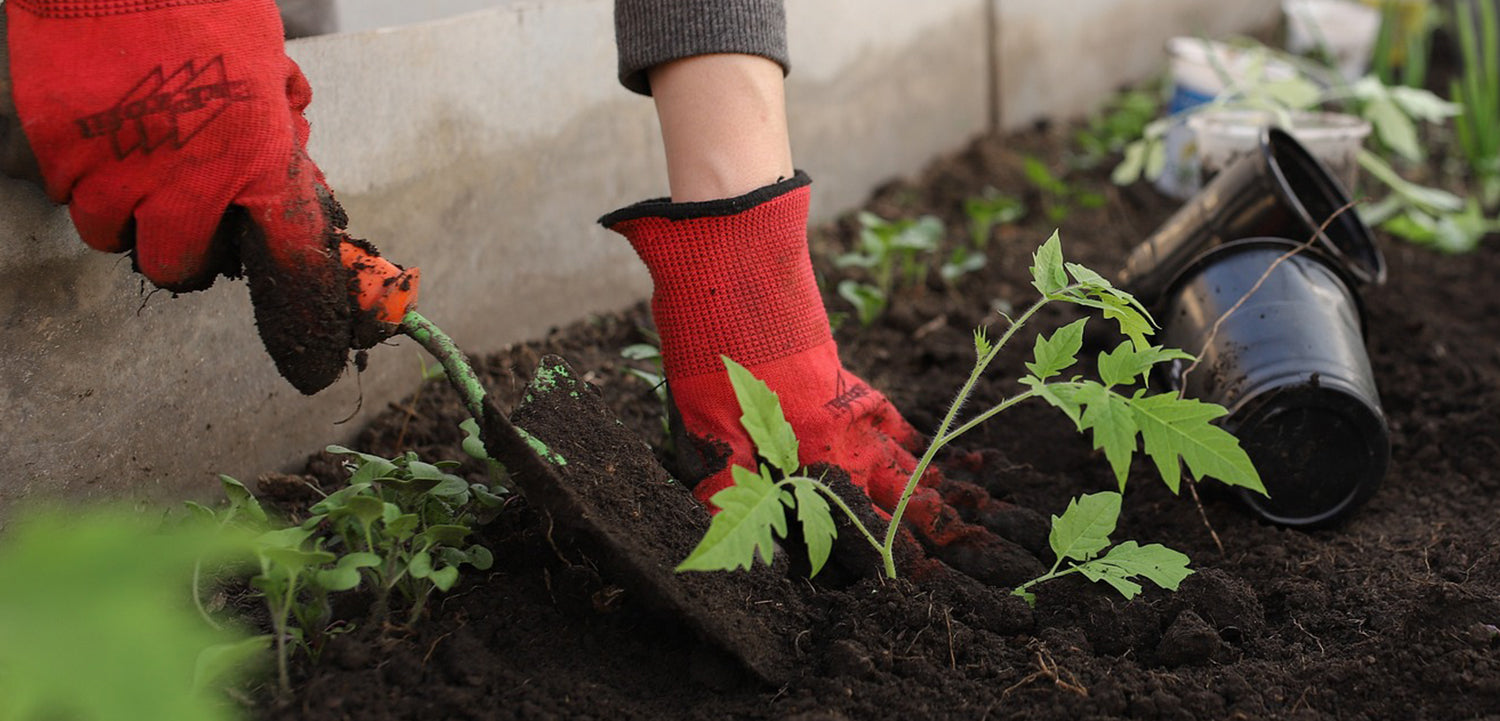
[602,173,1044,587]
[5,0,374,394]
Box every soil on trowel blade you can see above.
[259,123,1500,721]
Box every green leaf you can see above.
[838,280,887,327]
[1097,342,1194,388]
[1049,491,1121,563]
[1367,95,1423,162]
[620,342,662,362]
[429,475,472,499]
[788,479,837,578]
[460,418,491,462]
[1025,379,1084,428]
[1389,85,1460,122]
[723,356,800,476]
[1113,140,1146,185]
[1075,541,1194,600]
[421,524,473,548]
[386,513,420,541]
[193,635,272,692]
[327,445,399,486]
[677,465,790,573]
[217,474,268,524]
[466,544,495,571]
[315,552,380,592]
[471,483,508,508]
[1144,138,1167,180]
[1072,383,1140,486]
[1260,75,1322,109]
[1030,231,1069,296]
[429,565,460,592]
[345,494,386,527]
[1025,318,1087,382]
[1129,392,1265,495]
[260,546,336,572]
[409,550,433,579]
[973,326,993,360]
[0,508,267,721]
[309,482,371,515]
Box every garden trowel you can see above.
[343,247,807,686]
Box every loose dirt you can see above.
[256,123,1500,721]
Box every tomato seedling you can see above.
[678,232,1262,599]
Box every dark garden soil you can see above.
[255,122,1500,721]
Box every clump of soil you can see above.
[258,123,1500,720]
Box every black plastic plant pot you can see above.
[1118,127,1386,308]
[1158,238,1389,528]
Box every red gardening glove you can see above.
[603,173,1043,587]
[6,0,371,394]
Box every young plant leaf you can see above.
[1097,342,1194,389]
[677,465,791,573]
[973,326,993,360]
[1025,317,1088,382]
[1074,541,1193,600]
[1048,491,1122,563]
[723,356,800,476]
[1072,383,1140,485]
[193,635,272,692]
[838,279,887,327]
[1129,392,1265,495]
[217,474,268,524]
[788,479,838,577]
[429,565,461,592]
[316,552,380,592]
[1030,230,1069,296]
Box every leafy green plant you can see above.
[0,506,261,721]
[834,212,945,326]
[964,188,1026,251]
[1024,157,1106,224]
[1010,491,1192,605]
[1073,87,1164,170]
[1371,0,1436,88]
[679,232,1262,592]
[620,330,672,444]
[190,444,505,694]
[1451,0,1500,207]
[939,189,1026,285]
[311,446,501,626]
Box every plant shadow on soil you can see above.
[255,124,1500,721]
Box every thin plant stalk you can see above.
[877,289,1070,577]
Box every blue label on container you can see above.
[1168,84,1215,115]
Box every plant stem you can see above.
[1010,564,1080,599]
[275,577,296,694]
[799,479,885,553]
[879,293,1056,577]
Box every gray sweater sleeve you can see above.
[614,0,788,96]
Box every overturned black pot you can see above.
[1119,127,1386,308]
[1158,238,1389,527]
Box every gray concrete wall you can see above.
[0,0,1278,519]
[995,0,1283,130]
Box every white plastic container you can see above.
[1157,38,1300,199]
[1165,37,1299,113]
[1284,0,1383,82]
[1188,110,1372,192]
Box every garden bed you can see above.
[257,121,1500,720]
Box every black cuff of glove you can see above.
[598,170,810,227]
